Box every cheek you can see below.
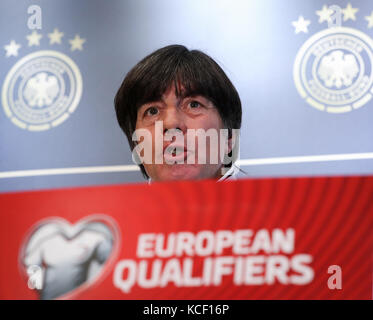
[188,111,224,131]
[187,117,225,164]
[133,125,156,161]
[208,110,224,130]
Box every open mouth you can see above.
[163,144,188,163]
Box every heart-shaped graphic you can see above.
[19,214,120,300]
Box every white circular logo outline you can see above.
[293,27,373,113]
[2,50,83,130]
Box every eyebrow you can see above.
[140,94,207,109]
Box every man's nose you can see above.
[162,105,187,134]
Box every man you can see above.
[114,44,244,182]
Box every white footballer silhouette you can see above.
[22,219,114,300]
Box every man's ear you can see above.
[225,129,240,161]
[226,136,233,155]
[226,129,237,155]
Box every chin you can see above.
[160,164,202,181]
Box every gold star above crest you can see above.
[4,40,21,57]
[316,5,333,23]
[48,28,64,44]
[292,16,311,34]
[365,11,373,28]
[26,30,42,46]
[342,3,358,21]
[69,34,86,51]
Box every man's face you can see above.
[135,85,229,181]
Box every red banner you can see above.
[0,176,372,299]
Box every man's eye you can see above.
[189,100,201,109]
[144,106,159,116]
